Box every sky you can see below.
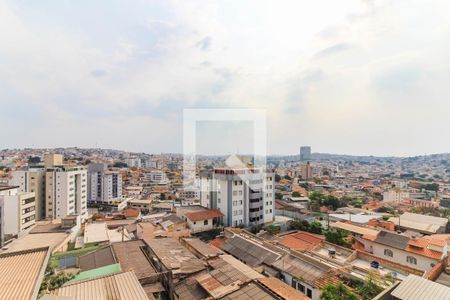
[1,0,449,156]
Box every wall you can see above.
[187,218,213,233]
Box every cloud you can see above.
[91,69,108,77]
[0,0,449,156]
[313,43,353,59]
[195,36,212,51]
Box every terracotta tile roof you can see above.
[408,238,429,248]
[279,231,323,251]
[257,277,309,300]
[405,245,443,260]
[185,209,224,222]
[312,270,342,289]
[209,237,226,250]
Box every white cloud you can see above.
[0,0,449,156]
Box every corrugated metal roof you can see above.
[271,254,328,286]
[66,263,122,284]
[221,235,281,267]
[0,247,49,300]
[391,274,450,300]
[52,271,148,300]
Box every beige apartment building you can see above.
[10,154,88,222]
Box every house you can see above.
[355,230,446,271]
[269,253,340,300]
[177,205,224,233]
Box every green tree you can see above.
[292,191,301,197]
[160,193,166,200]
[324,229,351,248]
[275,192,283,200]
[321,283,358,300]
[357,273,383,300]
[308,221,323,234]
[289,219,310,231]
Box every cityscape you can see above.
[1,1,450,300]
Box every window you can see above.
[204,220,208,225]
[406,256,417,265]
[384,249,393,257]
[306,288,312,298]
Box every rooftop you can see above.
[390,274,450,300]
[111,240,157,281]
[51,271,148,300]
[278,231,324,251]
[144,238,206,275]
[0,247,49,300]
[374,230,410,250]
[219,282,276,300]
[330,221,380,236]
[79,246,116,271]
[221,235,281,267]
[271,254,329,286]
[329,213,383,224]
[1,232,69,253]
[257,277,310,300]
[185,209,224,222]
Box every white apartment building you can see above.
[200,167,275,227]
[146,171,169,185]
[87,163,122,204]
[10,154,88,222]
[0,186,36,247]
[125,157,141,168]
[383,189,410,202]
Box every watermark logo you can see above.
[182,108,267,191]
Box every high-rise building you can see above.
[10,167,46,219]
[200,166,274,227]
[301,161,313,181]
[0,186,36,247]
[10,154,88,222]
[299,146,311,161]
[87,163,122,204]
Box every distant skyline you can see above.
[1,1,450,156]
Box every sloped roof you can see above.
[66,263,121,284]
[271,254,328,286]
[185,209,224,221]
[111,240,157,281]
[257,277,310,300]
[221,235,281,267]
[51,271,148,300]
[219,282,276,300]
[144,238,206,275]
[374,231,410,250]
[391,274,450,300]
[0,247,49,300]
[79,246,116,271]
[279,232,323,251]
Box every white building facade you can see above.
[88,163,122,204]
[200,167,274,227]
